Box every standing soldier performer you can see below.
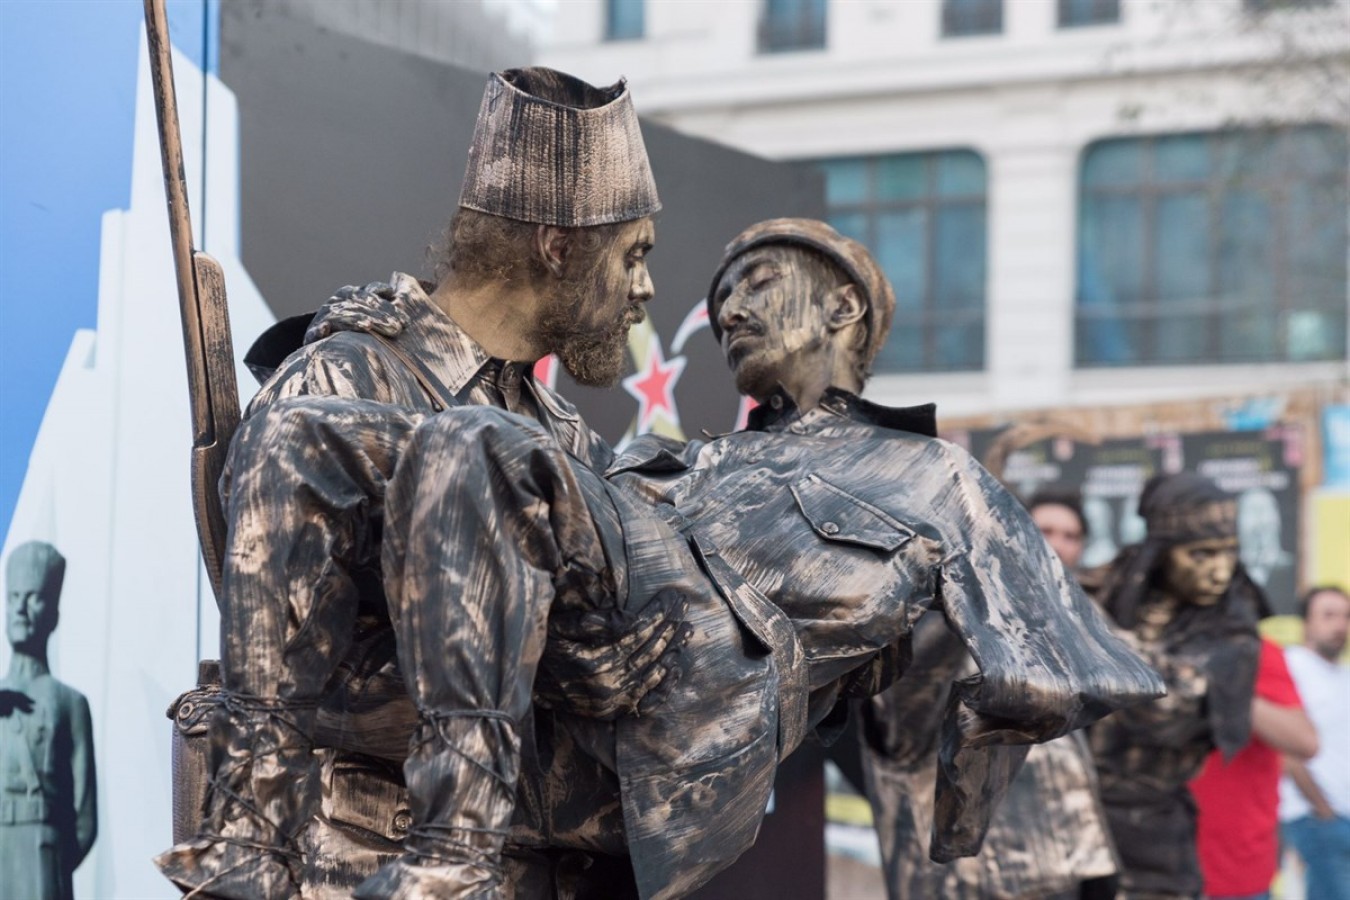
[157,67,686,899]
[859,487,1121,900]
[300,219,1161,898]
[0,542,98,900]
[1085,473,1265,900]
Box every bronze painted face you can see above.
[1031,503,1085,570]
[1160,537,1239,607]
[710,245,841,402]
[540,217,655,387]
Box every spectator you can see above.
[1027,487,1089,572]
[1280,585,1350,900]
[1190,636,1317,900]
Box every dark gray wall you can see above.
[219,0,824,442]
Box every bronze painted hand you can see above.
[534,587,693,719]
[304,281,408,343]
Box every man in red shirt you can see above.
[1191,637,1318,899]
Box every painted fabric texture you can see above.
[154,275,619,899]
[354,387,1161,898]
[859,616,1119,899]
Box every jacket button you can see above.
[821,521,840,535]
[392,810,412,836]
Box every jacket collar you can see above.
[747,386,938,438]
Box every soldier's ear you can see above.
[536,225,570,278]
[825,283,866,333]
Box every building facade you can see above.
[542,0,1350,418]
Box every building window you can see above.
[1244,0,1331,12]
[1076,126,1348,367]
[605,0,644,41]
[758,0,827,53]
[815,151,988,373]
[942,0,1003,37]
[1058,0,1119,28]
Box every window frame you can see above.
[603,0,644,42]
[1056,0,1120,28]
[941,0,1004,38]
[1074,126,1349,368]
[757,0,828,53]
[815,150,989,374]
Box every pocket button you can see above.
[821,521,840,535]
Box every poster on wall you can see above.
[1182,427,1303,613]
[958,429,1169,569]
[956,423,1303,613]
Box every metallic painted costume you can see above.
[154,275,669,899]
[1085,475,1264,900]
[159,214,1163,897]
[860,614,1119,899]
[345,386,1163,897]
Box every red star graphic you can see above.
[532,355,558,390]
[735,395,760,431]
[622,335,686,435]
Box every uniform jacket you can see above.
[230,274,614,894]
[858,614,1118,899]
[604,388,1163,892]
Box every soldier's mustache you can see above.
[723,320,765,351]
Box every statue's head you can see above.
[705,219,895,403]
[1138,474,1239,608]
[6,541,65,650]
[436,67,661,387]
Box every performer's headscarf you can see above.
[1096,473,1265,757]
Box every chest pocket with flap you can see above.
[790,473,914,553]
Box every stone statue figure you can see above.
[198,218,1161,899]
[0,541,97,900]
[1085,473,1266,900]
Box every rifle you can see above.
[144,0,240,606]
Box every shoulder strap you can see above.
[369,332,454,411]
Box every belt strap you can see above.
[0,795,50,824]
[687,532,809,761]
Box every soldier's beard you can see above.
[537,278,644,388]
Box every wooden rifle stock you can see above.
[144,0,240,606]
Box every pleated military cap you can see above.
[706,218,896,368]
[459,67,662,227]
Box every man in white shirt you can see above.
[1280,585,1350,900]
